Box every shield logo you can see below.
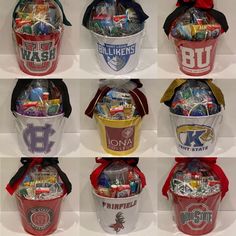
[176,124,214,148]
[98,43,136,71]
[19,39,57,73]
[181,203,213,231]
[28,207,53,231]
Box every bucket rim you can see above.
[14,112,65,119]
[171,35,220,44]
[92,190,141,200]
[90,28,145,40]
[16,192,66,202]
[95,114,141,122]
[169,189,221,200]
[169,110,223,119]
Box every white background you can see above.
[0,0,236,235]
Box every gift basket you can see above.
[82,0,149,74]
[162,158,229,235]
[90,158,146,234]
[161,79,225,156]
[85,79,148,156]
[163,0,229,76]
[6,158,72,235]
[11,79,72,157]
[12,0,71,76]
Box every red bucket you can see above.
[13,31,63,76]
[171,190,221,235]
[16,194,64,235]
[174,38,218,76]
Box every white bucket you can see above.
[15,112,65,157]
[170,111,223,157]
[93,191,141,234]
[91,29,144,75]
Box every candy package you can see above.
[17,164,64,200]
[6,158,72,235]
[171,7,221,41]
[83,0,148,37]
[170,159,221,197]
[91,159,145,198]
[161,79,225,117]
[13,0,69,36]
[163,1,229,41]
[12,79,72,117]
[162,158,229,235]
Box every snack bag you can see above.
[163,0,229,76]
[90,157,146,234]
[161,79,224,156]
[162,158,229,235]
[85,80,149,155]
[6,158,72,236]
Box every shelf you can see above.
[80,212,157,236]
[0,49,157,79]
[0,55,80,79]
[157,211,236,236]
[1,131,236,158]
[80,131,236,158]
[2,211,235,236]
[80,130,158,158]
[79,49,158,79]
[157,54,236,79]
[156,137,236,158]
[1,52,235,79]
[0,211,79,236]
[0,212,157,236]
[0,133,80,158]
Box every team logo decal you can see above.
[23,123,55,154]
[176,124,214,152]
[28,207,53,231]
[19,39,57,73]
[180,203,213,230]
[106,126,135,151]
[97,43,136,71]
[109,212,125,233]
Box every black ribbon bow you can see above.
[163,0,229,36]
[82,0,149,28]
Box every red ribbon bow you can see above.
[162,157,229,200]
[90,157,146,189]
[177,0,214,9]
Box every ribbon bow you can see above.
[6,157,72,196]
[85,85,149,119]
[13,0,72,26]
[162,157,229,200]
[90,157,146,189]
[163,0,229,36]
